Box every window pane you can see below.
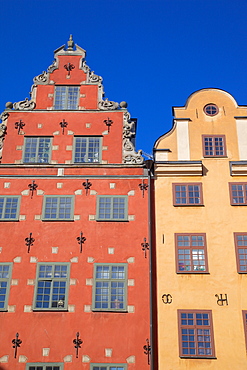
[54,86,79,110]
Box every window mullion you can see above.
[35,138,39,162]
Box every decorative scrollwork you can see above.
[98,98,119,110]
[13,98,36,111]
[0,111,9,122]
[88,71,103,84]
[122,112,143,164]
[33,71,49,84]
[47,59,58,73]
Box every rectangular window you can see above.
[0,196,20,221]
[33,263,69,310]
[74,136,102,163]
[178,310,215,358]
[23,137,52,163]
[91,365,127,370]
[42,196,74,221]
[173,183,203,206]
[54,86,79,110]
[0,263,12,311]
[229,183,247,205]
[175,234,208,273]
[96,196,128,221]
[202,135,226,157]
[234,233,247,272]
[26,363,63,370]
[242,311,247,350]
[93,263,127,311]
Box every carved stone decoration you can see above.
[0,111,9,122]
[33,71,49,85]
[13,98,36,111]
[123,112,144,164]
[47,59,58,73]
[98,98,119,110]
[81,60,90,74]
[0,122,7,160]
[88,71,103,84]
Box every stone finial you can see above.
[67,35,74,51]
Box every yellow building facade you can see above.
[153,89,247,369]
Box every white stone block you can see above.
[63,355,72,362]
[53,131,60,135]
[0,355,8,363]
[24,305,32,312]
[128,279,135,286]
[57,168,64,176]
[74,215,80,220]
[89,215,95,220]
[127,305,135,313]
[57,182,63,188]
[126,355,135,364]
[105,348,112,357]
[21,189,29,195]
[108,248,114,254]
[30,257,38,263]
[65,160,72,164]
[13,257,21,263]
[52,247,58,254]
[37,189,44,195]
[128,190,135,196]
[67,130,74,135]
[37,123,43,128]
[70,257,78,263]
[102,130,108,135]
[109,183,115,189]
[82,355,90,362]
[51,160,58,164]
[70,279,76,285]
[84,305,91,312]
[11,279,18,285]
[8,305,16,312]
[75,189,82,195]
[18,355,28,363]
[42,348,50,356]
[52,145,59,150]
[127,257,135,263]
[86,278,93,286]
[68,305,75,312]
[87,257,95,263]
[4,182,10,188]
[128,215,135,221]
[34,215,41,220]
[66,145,73,150]
[86,123,91,128]
[19,215,26,221]
[90,190,97,195]
[27,279,34,285]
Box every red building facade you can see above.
[0,37,150,370]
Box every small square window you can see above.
[229,183,247,205]
[202,135,226,157]
[96,196,128,221]
[0,263,12,311]
[178,310,215,358]
[33,263,70,311]
[175,234,208,273]
[173,184,203,206]
[23,137,52,163]
[0,196,20,221]
[74,136,102,163]
[93,263,127,312]
[234,233,247,273]
[42,196,74,221]
[54,86,79,110]
[26,363,63,370]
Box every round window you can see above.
[204,104,219,116]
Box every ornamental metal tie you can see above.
[103,117,113,132]
[28,180,38,198]
[215,294,228,306]
[73,332,83,358]
[25,233,35,253]
[143,338,151,365]
[14,119,25,134]
[64,63,75,76]
[59,119,68,134]
[82,179,92,195]
[139,179,148,197]
[77,231,86,253]
[141,238,149,258]
[12,332,22,358]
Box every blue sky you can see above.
[1,0,247,155]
